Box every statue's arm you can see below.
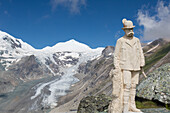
[138,40,145,67]
[114,39,121,70]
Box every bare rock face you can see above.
[0,78,14,94]
[102,46,114,57]
[137,63,170,104]
[7,55,53,81]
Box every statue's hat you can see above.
[122,18,135,29]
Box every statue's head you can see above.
[122,18,135,37]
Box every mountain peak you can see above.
[42,39,93,52]
[63,39,87,46]
[66,39,77,42]
[0,30,35,52]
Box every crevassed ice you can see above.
[30,50,103,108]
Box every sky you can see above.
[0,0,170,49]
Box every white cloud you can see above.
[137,1,170,40]
[51,0,86,14]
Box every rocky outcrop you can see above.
[0,78,14,94]
[102,46,114,57]
[7,55,53,81]
[77,94,111,113]
[137,63,170,104]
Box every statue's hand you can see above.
[109,69,114,78]
[111,68,121,77]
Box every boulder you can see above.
[137,63,170,104]
[77,94,112,113]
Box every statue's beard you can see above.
[127,32,134,37]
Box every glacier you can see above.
[30,50,103,108]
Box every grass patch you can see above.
[144,43,170,72]
[136,97,165,109]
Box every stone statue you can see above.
[109,18,145,113]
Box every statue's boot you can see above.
[123,87,130,113]
[129,85,141,112]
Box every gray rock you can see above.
[102,46,114,57]
[137,63,170,104]
[77,94,112,113]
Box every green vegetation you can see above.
[165,104,170,110]
[144,43,170,72]
[136,97,165,109]
[136,101,161,109]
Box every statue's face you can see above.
[124,28,134,37]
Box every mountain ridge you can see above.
[0,30,103,53]
[0,30,104,72]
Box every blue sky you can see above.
[0,0,170,49]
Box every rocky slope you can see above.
[144,43,170,74]
[50,46,114,113]
[143,38,170,57]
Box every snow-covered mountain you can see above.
[41,39,102,52]
[0,30,104,90]
[0,30,104,75]
[0,30,105,112]
[0,31,35,69]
